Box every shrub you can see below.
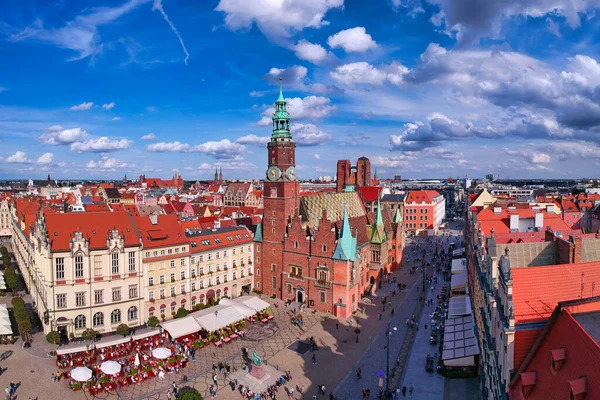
[11,297,25,307]
[176,387,204,400]
[147,316,160,327]
[116,323,130,337]
[5,268,18,290]
[46,331,61,344]
[175,307,188,319]
[2,255,10,268]
[81,328,98,341]
[0,246,7,256]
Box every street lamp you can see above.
[385,323,398,398]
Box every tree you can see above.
[46,331,61,344]
[147,316,160,327]
[354,328,361,343]
[0,246,7,256]
[81,328,98,341]
[116,323,130,337]
[11,296,24,307]
[2,255,10,268]
[175,307,188,319]
[176,387,204,400]
[5,268,18,291]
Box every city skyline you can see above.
[2,0,600,180]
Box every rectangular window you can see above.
[56,294,66,308]
[191,256,196,264]
[208,253,213,261]
[153,251,158,257]
[208,265,213,273]
[181,271,185,279]
[271,276,276,289]
[180,284,185,293]
[94,290,104,304]
[200,280,204,289]
[233,271,236,280]
[232,249,236,255]
[159,288,165,298]
[160,275,165,284]
[181,258,186,266]
[161,250,165,255]
[75,255,84,278]
[271,264,276,272]
[76,292,85,307]
[170,260,175,268]
[223,250,228,257]
[112,287,121,301]
[55,258,65,279]
[286,283,292,294]
[171,286,176,295]
[170,272,175,282]
[191,281,196,291]
[199,255,204,262]
[128,251,135,272]
[111,253,119,274]
[319,291,326,303]
[290,266,302,277]
[149,291,154,301]
[148,277,154,286]
[129,285,138,299]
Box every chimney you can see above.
[493,207,501,214]
[509,214,519,232]
[149,214,158,225]
[546,204,554,214]
[214,220,221,229]
[534,212,544,231]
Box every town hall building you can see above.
[254,80,405,318]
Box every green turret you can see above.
[272,77,291,139]
[370,197,387,244]
[333,203,358,261]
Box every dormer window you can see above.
[520,371,536,397]
[569,377,587,400]
[551,347,566,374]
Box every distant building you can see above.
[336,157,372,192]
[403,190,445,236]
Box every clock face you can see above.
[267,166,282,181]
[286,166,297,181]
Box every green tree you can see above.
[81,328,98,341]
[175,307,188,319]
[2,255,10,268]
[116,323,130,337]
[0,246,8,256]
[176,387,204,400]
[11,296,25,307]
[147,316,160,327]
[46,331,61,344]
[5,268,18,291]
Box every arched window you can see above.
[93,312,104,327]
[111,309,121,324]
[75,314,86,329]
[128,306,137,321]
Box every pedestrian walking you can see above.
[378,313,382,321]
[312,354,316,364]
[401,385,407,397]
[409,383,413,397]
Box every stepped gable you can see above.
[299,191,365,228]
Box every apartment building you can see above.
[14,207,144,338]
[0,199,10,239]
[403,190,445,236]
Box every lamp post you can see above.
[384,323,398,399]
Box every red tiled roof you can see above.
[509,310,600,400]
[44,212,140,251]
[357,186,382,202]
[513,328,543,372]
[132,215,187,249]
[186,226,253,253]
[561,199,579,212]
[405,190,440,204]
[85,204,111,212]
[475,207,570,237]
[512,261,600,324]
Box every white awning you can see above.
[451,258,467,274]
[451,271,468,291]
[218,298,257,318]
[229,296,270,312]
[191,304,246,332]
[0,324,12,335]
[160,316,203,339]
[96,336,130,349]
[131,328,161,341]
[442,315,479,366]
[56,344,89,355]
[447,295,472,318]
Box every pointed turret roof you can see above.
[253,221,263,242]
[332,202,358,261]
[272,77,291,139]
[393,207,402,223]
[370,198,387,244]
[277,77,285,103]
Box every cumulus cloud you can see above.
[191,139,246,160]
[314,153,321,159]
[71,137,132,152]
[263,65,308,88]
[86,154,134,171]
[198,160,257,171]
[294,40,330,64]
[112,117,121,121]
[37,152,54,164]
[330,62,408,87]
[215,0,344,41]
[257,96,337,125]
[69,101,94,111]
[141,133,157,140]
[6,151,31,164]
[236,134,270,146]
[291,123,331,146]
[102,102,115,110]
[249,90,267,97]
[327,27,378,52]
[145,141,190,152]
[39,125,88,145]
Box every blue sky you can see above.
[1,0,600,180]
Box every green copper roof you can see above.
[333,203,358,261]
[342,185,356,192]
[277,78,285,103]
[272,77,291,139]
[253,222,263,242]
[370,198,387,244]
[393,207,402,223]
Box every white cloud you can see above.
[249,90,267,97]
[215,0,344,40]
[8,0,149,61]
[263,65,308,89]
[70,137,132,152]
[330,62,408,87]
[198,160,257,171]
[145,141,190,152]
[291,123,331,146]
[6,151,32,164]
[258,96,337,125]
[86,154,134,171]
[191,139,246,160]
[532,153,551,163]
[183,166,194,171]
[141,133,157,140]
[327,27,378,52]
[102,102,115,110]
[112,116,121,121]
[69,101,94,111]
[236,134,270,146]
[146,106,157,113]
[152,0,190,65]
[39,125,88,145]
[372,155,412,169]
[314,153,321,159]
[37,152,54,164]
[294,40,330,64]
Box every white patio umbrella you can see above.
[71,367,93,382]
[134,352,140,367]
[100,360,122,375]
[151,347,171,359]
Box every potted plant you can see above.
[69,332,75,342]
[150,298,155,303]
[116,323,130,337]
[46,331,60,345]
[161,314,166,321]
[147,316,160,327]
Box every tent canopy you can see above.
[228,296,270,312]
[451,271,468,291]
[447,295,472,318]
[451,258,467,274]
[192,304,246,332]
[442,315,479,366]
[218,298,256,318]
[96,336,130,349]
[0,324,12,335]
[160,316,202,339]
[132,328,160,341]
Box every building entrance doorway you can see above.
[296,290,305,304]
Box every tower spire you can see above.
[272,76,291,139]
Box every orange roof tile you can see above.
[186,226,252,253]
[132,215,187,249]
[406,190,440,204]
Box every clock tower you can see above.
[263,77,300,243]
